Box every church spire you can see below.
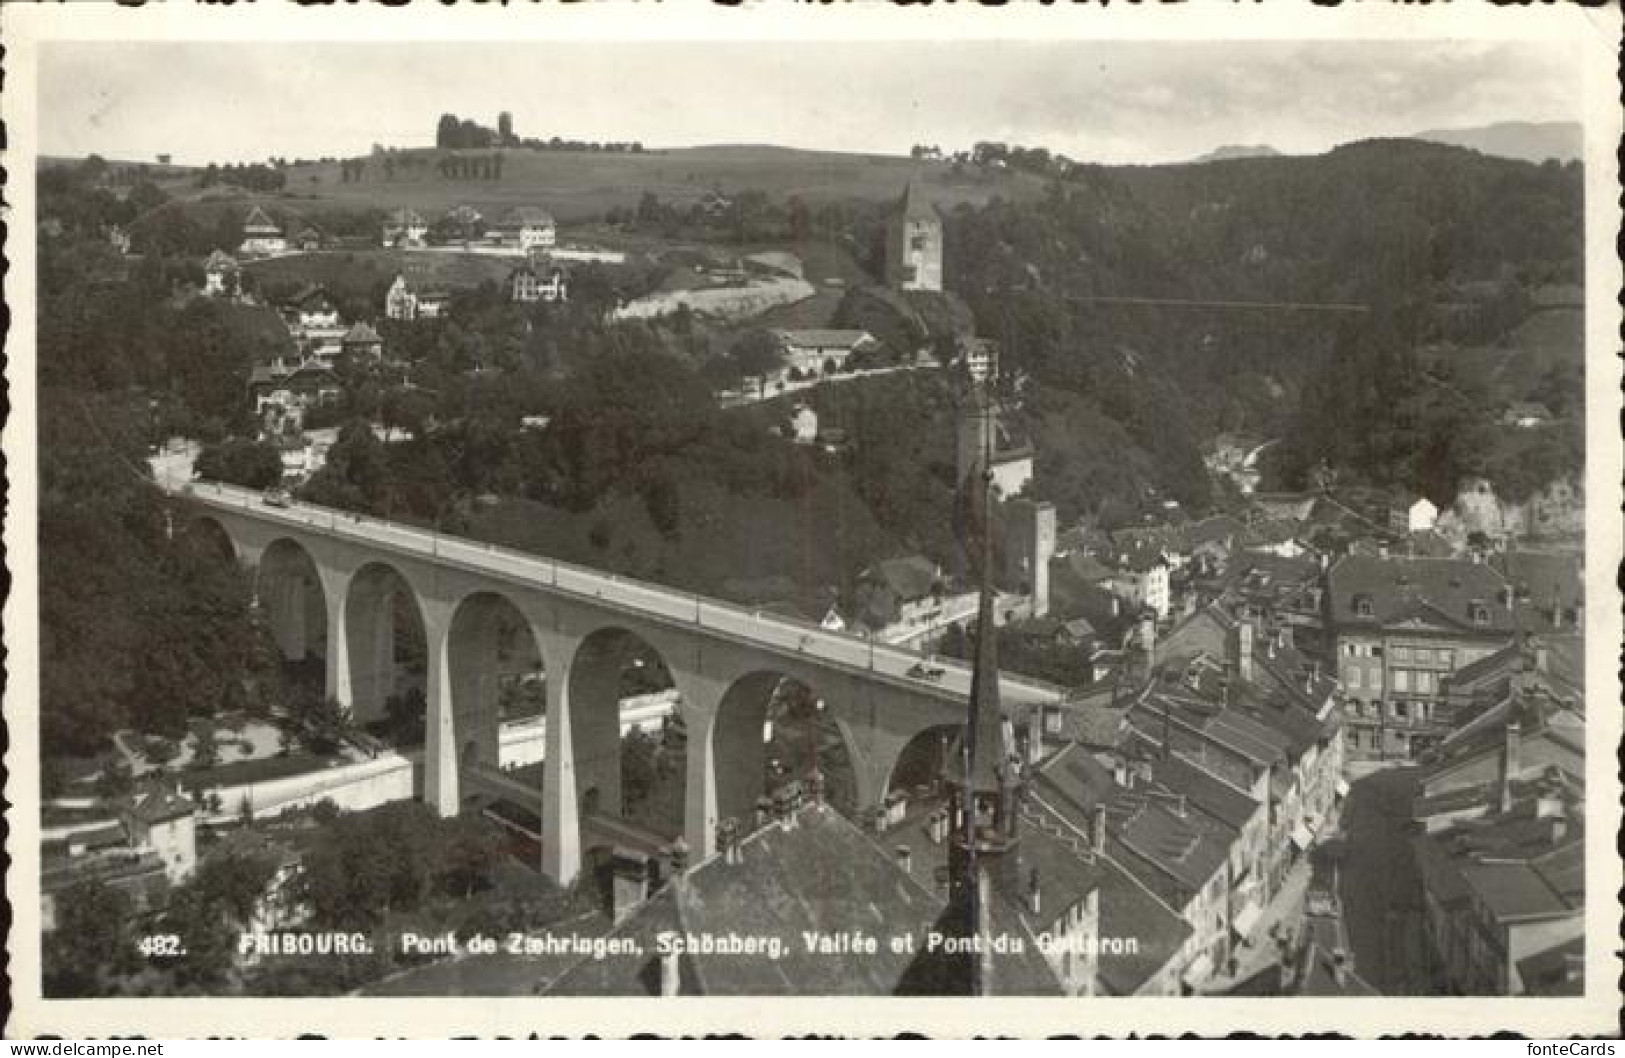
[940,370,1024,995]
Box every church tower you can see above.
[940,372,1026,995]
[886,182,944,292]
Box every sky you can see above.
[38,38,1582,167]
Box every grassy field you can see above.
[131,144,1044,224]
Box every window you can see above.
[1392,700,1408,720]
[910,234,930,252]
[1347,668,1363,689]
[1393,670,1410,693]
[1371,646,1384,658]
[1416,671,1434,694]
[1439,649,1455,669]
[1470,601,1490,625]
[1393,646,1411,663]
[1354,595,1373,617]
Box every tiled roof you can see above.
[773,329,874,349]
[342,321,382,344]
[204,249,238,272]
[897,182,940,224]
[125,783,194,824]
[1148,754,1260,831]
[242,206,280,234]
[1326,555,1515,633]
[1491,551,1583,617]
[501,206,556,229]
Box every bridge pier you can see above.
[541,644,581,885]
[320,568,354,712]
[422,608,458,817]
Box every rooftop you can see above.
[1326,554,1516,634]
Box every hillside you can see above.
[131,144,1047,225]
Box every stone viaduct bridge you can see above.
[180,482,1068,885]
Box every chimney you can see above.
[1026,867,1042,916]
[1025,715,1044,767]
[1091,803,1108,856]
[1236,621,1254,683]
[1500,720,1523,813]
[894,844,913,875]
[1534,645,1549,673]
[659,950,682,997]
[1113,758,1130,788]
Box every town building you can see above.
[339,321,385,362]
[119,781,198,885]
[1412,692,1584,995]
[238,206,287,257]
[293,225,325,253]
[203,250,239,297]
[771,329,875,377]
[885,182,943,292]
[509,264,569,304]
[382,207,428,249]
[494,206,557,252]
[385,274,451,322]
[1390,493,1440,535]
[1325,555,1520,764]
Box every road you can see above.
[1337,767,1436,994]
[178,480,1071,710]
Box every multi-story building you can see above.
[1325,555,1519,764]
[1412,697,1584,995]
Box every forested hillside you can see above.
[941,139,1584,508]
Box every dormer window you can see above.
[1353,594,1373,618]
[1469,600,1490,625]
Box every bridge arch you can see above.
[446,590,547,775]
[710,668,860,839]
[566,626,682,855]
[883,724,960,804]
[256,538,328,670]
[343,561,429,731]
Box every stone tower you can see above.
[886,182,944,292]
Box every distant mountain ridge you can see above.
[1190,144,1281,164]
[1410,121,1582,164]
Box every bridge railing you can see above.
[181,480,1071,704]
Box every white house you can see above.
[238,206,287,257]
[495,206,557,252]
[120,782,197,885]
[773,329,875,376]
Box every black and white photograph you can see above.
[5,3,1621,1038]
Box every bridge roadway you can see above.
[181,481,1070,708]
[177,480,1071,884]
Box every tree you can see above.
[196,436,283,490]
[44,879,141,996]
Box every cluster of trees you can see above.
[434,110,646,153]
[436,112,507,149]
[195,162,288,192]
[436,153,505,181]
[45,800,597,997]
[908,141,1077,179]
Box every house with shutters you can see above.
[493,206,557,252]
[509,263,569,303]
[1325,555,1520,764]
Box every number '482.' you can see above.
[137,934,185,958]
